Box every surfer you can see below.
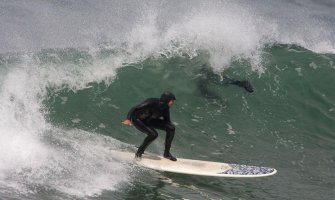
[122,91,177,161]
[195,65,253,101]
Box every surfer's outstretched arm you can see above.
[223,77,254,93]
[199,66,254,93]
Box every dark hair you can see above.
[160,91,176,103]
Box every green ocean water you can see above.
[2,44,334,200]
[57,46,334,200]
[1,1,335,200]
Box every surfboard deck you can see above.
[111,150,277,178]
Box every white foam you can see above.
[0,55,131,197]
[2,1,334,71]
[122,6,272,72]
[226,123,236,135]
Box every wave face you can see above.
[0,0,335,199]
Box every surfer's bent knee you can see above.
[165,123,175,133]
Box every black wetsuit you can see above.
[196,66,254,101]
[126,98,175,156]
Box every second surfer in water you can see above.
[196,66,254,101]
[122,91,177,161]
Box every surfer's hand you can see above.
[122,119,132,126]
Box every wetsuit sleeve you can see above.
[126,98,152,120]
[163,109,172,124]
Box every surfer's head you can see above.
[160,91,176,107]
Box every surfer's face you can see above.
[168,100,174,107]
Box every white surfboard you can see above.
[111,150,277,178]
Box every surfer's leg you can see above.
[132,118,158,157]
[149,120,177,161]
[163,124,177,161]
[163,123,175,155]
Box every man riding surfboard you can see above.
[122,91,177,161]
